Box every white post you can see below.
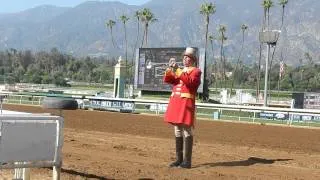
[53,119,62,180]
[23,168,30,180]
[53,165,61,180]
[263,44,270,107]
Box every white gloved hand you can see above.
[182,67,188,73]
[169,58,178,69]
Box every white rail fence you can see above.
[0,114,63,180]
[84,96,320,127]
[4,95,44,106]
[3,94,320,127]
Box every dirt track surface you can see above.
[1,104,320,180]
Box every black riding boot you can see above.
[169,136,183,167]
[179,136,193,169]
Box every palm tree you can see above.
[132,10,141,61]
[140,8,157,48]
[256,44,262,101]
[208,35,215,63]
[279,0,288,29]
[120,15,129,67]
[272,0,289,84]
[260,0,273,104]
[268,0,288,98]
[200,2,216,101]
[133,10,142,54]
[130,10,141,95]
[120,15,130,92]
[218,24,227,88]
[230,24,248,94]
[105,19,117,48]
[209,35,218,90]
[262,0,273,29]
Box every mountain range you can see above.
[0,0,319,65]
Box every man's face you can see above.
[183,55,193,67]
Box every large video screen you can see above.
[134,47,205,93]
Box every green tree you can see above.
[120,14,130,89]
[131,10,142,91]
[268,0,288,94]
[279,0,288,29]
[52,72,69,86]
[230,24,248,94]
[208,35,218,90]
[218,24,227,88]
[133,10,142,55]
[262,0,274,29]
[260,0,273,103]
[120,15,130,67]
[41,74,53,84]
[140,8,157,48]
[208,35,215,64]
[20,50,33,70]
[106,19,117,48]
[200,2,216,101]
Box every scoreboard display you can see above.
[134,47,205,93]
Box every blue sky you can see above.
[0,0,150,13]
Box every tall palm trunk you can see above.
[204,17,209,54]
[280,5,285,29]
[267,9,270,29]
[256,44,262,101]
[133,19,140,59]
[110,29,116,48]
[263,12,266,30]
[203,16,209,100]
[140,28,145,48]
[220,32,226,89]
[131,17,140,95]
[230,29,245,94]
[220,37,224,89]
[210,38,218,91]
[141,23,149,48]
[145,24,149,47]
[277,3,288,94]
[200,2,216,100]
[257,8,267,100]
[124,24,128,91]
[223,49,227,89]
[141,24,147,48]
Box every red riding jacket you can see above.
[163,66,201,127]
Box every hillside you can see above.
[0,0,318,65]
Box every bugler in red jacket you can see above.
[163,66,201,127]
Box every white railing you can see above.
[85,96,320,127]
[3,95,44,106]
[0,114,63,180]
[3,94,320,127]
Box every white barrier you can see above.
[85,96,320,114]
[85,96,320,126]
[0,114,63,180]
[3,93,320,126]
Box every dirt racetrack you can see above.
[1,104,320,180]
